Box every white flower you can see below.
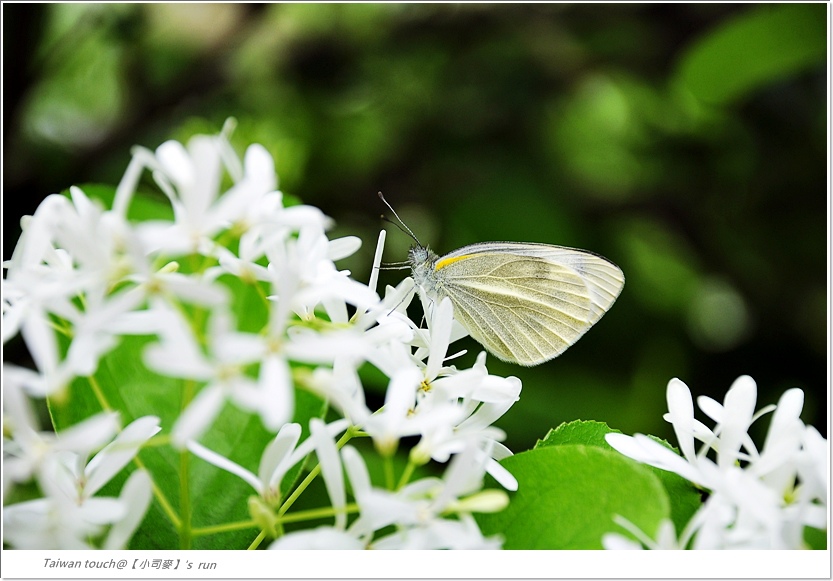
[265,224,379,325]
[351,441,506,549]
[605,375,828,549]
[3,491,126,549]
[186,419,349,509]
[4,403,121,488]
[270,442,505,550]
[1,197,81,395]
[142,303,278,447]
[117,126,338,267]
[360,293,520,489]
[123,133,267,256]
[2,186,167,395]
[3,467,153,550]
[35,416,160,504]
[409,350,521,491]
[3,416,159,550]
[77,416,161,501]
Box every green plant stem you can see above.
[178,378,197,549]
[179,450,192,549]
[277,428,358,516]
[384,455,395,490]
[397,459,417,491]
[192,520,259,537]
[138,458,181,529]
[87,375,112,411]
[279,503,359,524]
[248,530,267,550]
[278,464,321,517]
[253,279,271,310]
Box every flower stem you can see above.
[396,459,417,491]
[87,375,112,412]
[278,464,321,517]
[134,455,181,529]
[248,530,267,550]
[384,455,394,490]
[192,519,259,537]
[179,450,192,549]
[279,503,359,524]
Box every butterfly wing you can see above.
[434,242,624,366]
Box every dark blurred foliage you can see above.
[3,4,828,452]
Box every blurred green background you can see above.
[3,3,828,453]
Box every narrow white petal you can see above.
[328,236,362,262]
[485,457,518,492]
[250,356,293,431]
[666,378,698,463]
[20,308,60,381]
[284,332,370,364]
[426,298,454,382]
[606,433,707,487]
[143,344,214,380]
[341,446,371,500]
[163,275,229,306]
[103,469,153,549]
[716,375,757,469]
[84,416,161,497]
[242,143,276,190]
[114,151,152,217]
[366,230,386,295]
[172,385,226,449]
[187,440,262,495]
[310,418,346,529]
[697,395,724,424]
[768,388,805,437]
[259,423,302,490]
[55,412,120,455]
[323,296,349,324]
[288,419,351,469]
[156,140,195,190]
[80,497,128,525]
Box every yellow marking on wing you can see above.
[435,254,476,271]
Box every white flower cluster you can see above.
[4,368,159,549]
[604,375,827,549]
[2,123,519,549]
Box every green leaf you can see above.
[476,444,670,549]
[536,419,621,450]
[536,421,702,539]
[804,525,827,550]
[675,4,826,105]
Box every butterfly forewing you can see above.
[433,242,624,365]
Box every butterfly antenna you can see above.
[378,192,422,247]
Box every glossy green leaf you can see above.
[477,444,670,549]
[536,419,620,450]
[535,420,702,535]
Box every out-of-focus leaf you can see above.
[675,4,826,105]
